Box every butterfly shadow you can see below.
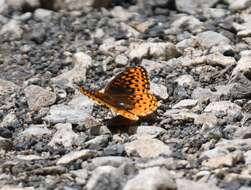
[105,113,158,135]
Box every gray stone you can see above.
[244,150,251,164]
[194,113,218,129]
[52,52,92,88]
[125,137,172,158]
[176,179,220,190]
[229,0,251,10]
[34,8,53,21]
[115,54,128,66]
[86,166,122,190]
[196,31,230,49]
[234,127,251,139]
[171,15,204,33]
[0,19,23,39]
[20,124,51,137]
[49,123,78,148]
[85,135,110,149]
[0,113,18,128]
[150,82,168,99]
[57,149,97,165]
[44,95,93,124]
[0,0,8,14]
[0,79,19,96]
[175,75,196,88]
[164,109,197,121]
[70,169,88,185]
[0,186,34,190]
[141,59,166,73]
[16,154,43,161]
[204,101,242,117]
[172,99,198,109]
[123,167,176,190]
[232,53,251,76]
[92,156,131,168]
[0,137,13,151]
[136,126,167,138]
[176,0,219,14]
[128,42,178,60]
[24,85,56,111]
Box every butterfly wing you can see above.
[80,66,157,121]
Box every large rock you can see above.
[24,85,56,111]
[123,167,176,190]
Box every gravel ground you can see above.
[1,0,251,189]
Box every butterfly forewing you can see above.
[80,66,157,121]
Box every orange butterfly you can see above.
[80,66,157,120]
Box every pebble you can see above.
[34,8,53,21]
[16,154,43,161]
[124,167,176,190]
[0,113,19,128]
[0,79,19,96]
[204,101,242,117]
[141,59,166,73]
[172,99,198,109]
[176,0,219,14]
[229,0,251,10]
[49,123,79,148]
[0,19,23,39]
[176,179,220,190]
[91,156,131,168]
[0,186,34,190]
[175,75,196,88]
[52,52,92,88]
[202,151,243,168]
[44,95,93,124]
[136,126,167,138]
[70,169,88,185]
[232,53,251,76]
[24,85,56,111]
[85,135,110,149]
[20,124,51,138]
[115,54,128,66]
[194,113,218,129]
[244,150,251,164]
[0,137,13,151]
[125,137,172,158]
[128,42,178,60]
[57,149,97,165]
[150,82,169,99]
[86,166,122,190]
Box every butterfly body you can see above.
[80,66,157,121]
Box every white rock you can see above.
[232,53,251,76]
[171,15,203,33]
[0,186,34,190]
[129,42,178,60]
[0,19,23,39]
[86,166,122,190]
[204,101,241,117]
[110,6,135,21]
[177,179,220,190]
[57,149,97,165]
[91,156,131,168]
[194,113,218,128]
[141,59,165,73]
[150,82,168,99]
[175,75,196,88]
[136,126,167,138]
[176,0,219,14]
[70,169,88,185]
[244,150,251,164]
[229,0,251,10]
[34,8,53,21]
[125,137,172,158]
[16,154,43,161]
[0,0,8,14]
[44,95,93,124]
[52,52,92,88]
[115,54,128,66]
[49,123,78,148]
[172,99,198,109]
[20,124,51,137]
[0,113,18,128]
[24,85,56,111]
[124,167,176,190]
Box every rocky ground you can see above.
[1,0,251,189]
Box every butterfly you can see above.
[80,66,157,121]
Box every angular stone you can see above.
[175,75,196,88]
[136,126,167,138]
[24,85,56,111]
[57,149,97,165]
[177,179,220,190]
[124,167,176,190]
[125,137,172,158]
[20,124,51,137]
[52,52,92,88]
[91,156,131,168]
[0,79,19,96]
[172,99,198,109]
[150,82,169,99]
